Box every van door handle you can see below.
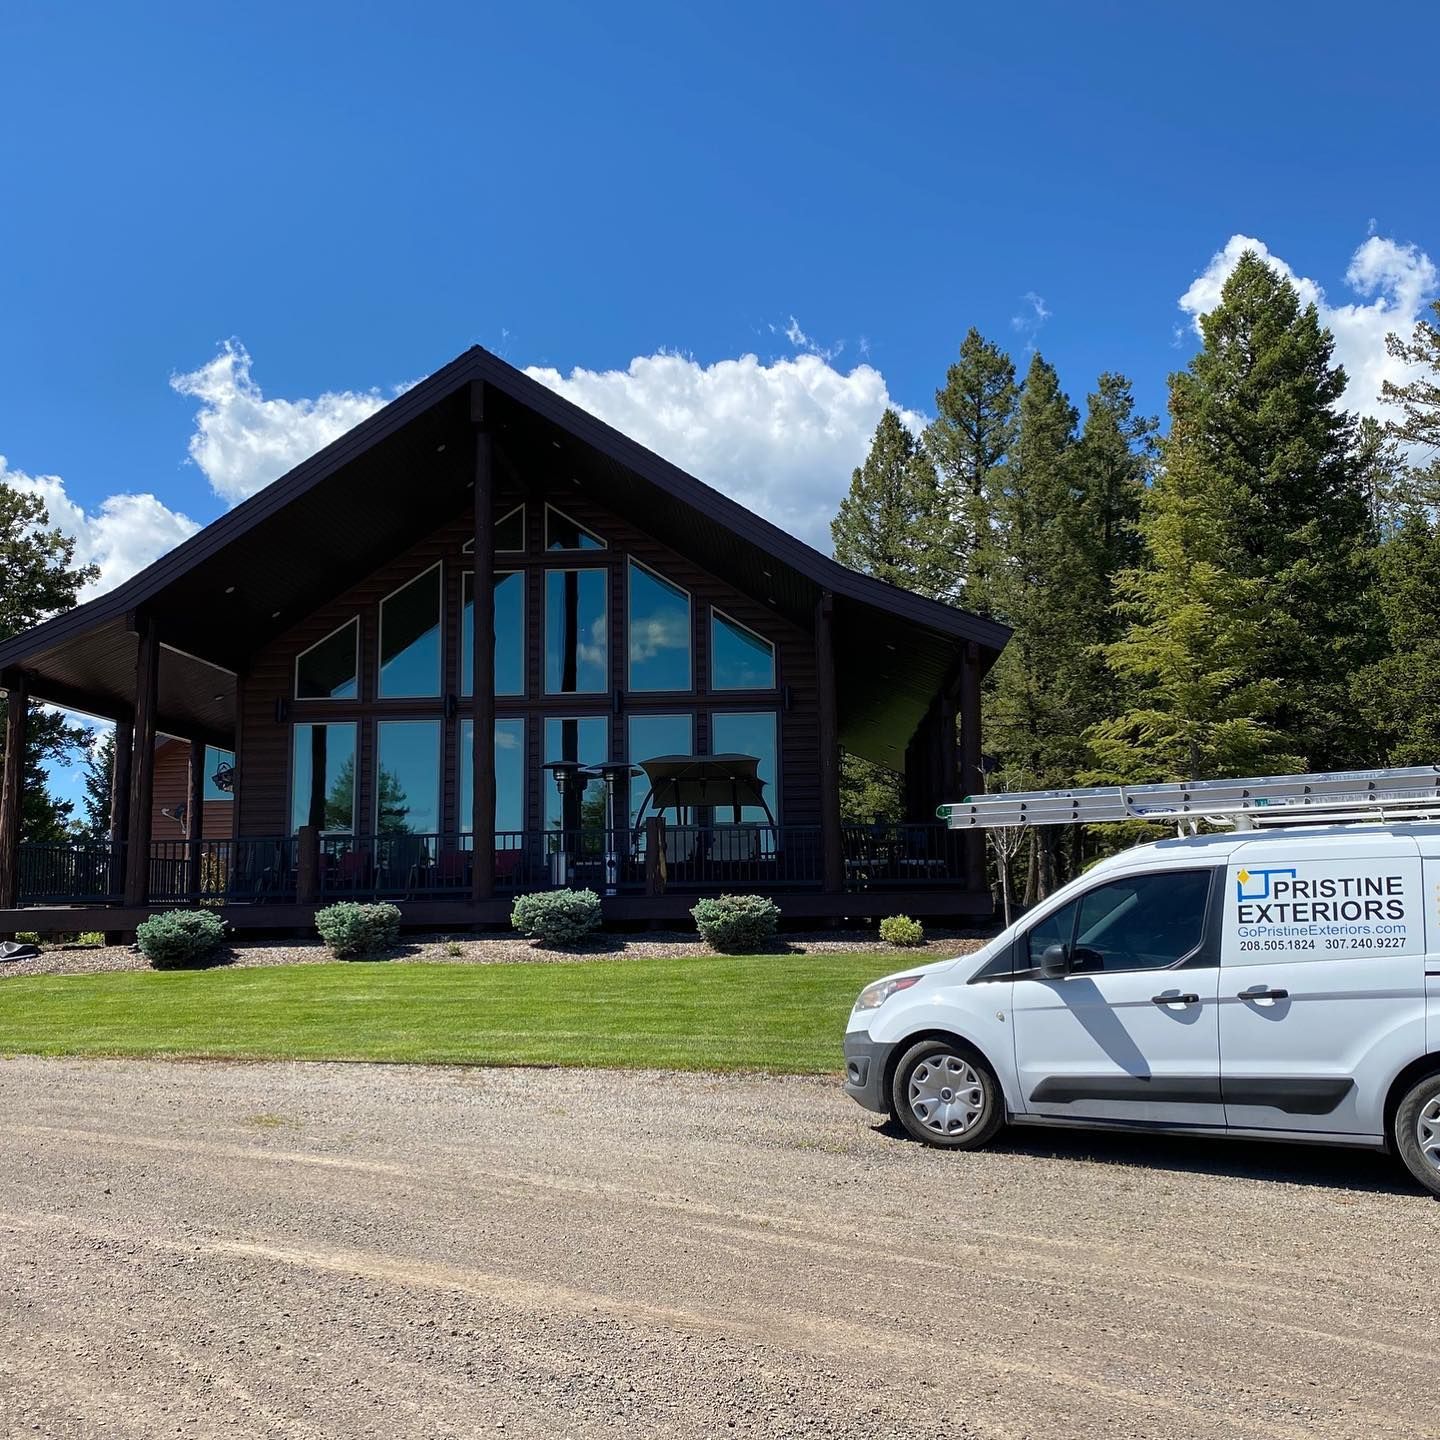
[1152,992,1200,1006]
[1238,988,1289,1001]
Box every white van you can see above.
[843,768,1440,1195]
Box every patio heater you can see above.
[592,763,641,896]
[542,760,586,886]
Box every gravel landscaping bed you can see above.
[0,928,988,979]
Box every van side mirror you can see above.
[1039,943,1072,979]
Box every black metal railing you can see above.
[12,822,965,908]
[17,841,125,905]
[841,822,964,888]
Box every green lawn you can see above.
[0,953,895,1073]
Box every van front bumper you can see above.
[843,1032,895,1114]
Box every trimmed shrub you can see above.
[511,889,603,946]
[136,910,228,969]
[879,914,925,947]
[315,901,402,959]
[691,894,780,952]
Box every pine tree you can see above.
[924,329,1019,611]
[1095,252,1378,780]
[1351,513,1440,765]
[79,729,115,839]
[1382,298,1440,510]
[831,409,947,598]
[0,482,98,842]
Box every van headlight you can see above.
[853,975,922,1011]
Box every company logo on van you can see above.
[1235,867,1296,902]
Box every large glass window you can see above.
[628,561,691,692]
[462,570,524,696]
[203,747,235,803]
[543,716,607,831]
[295,618,358,700]
[379,565,442,698]
[545,569,608,693]
[546,505,605,551]
[710,711,777,823]
[711,610,775,690]
[627,713,694,827]
[459,717,526,835]
[376,720,441,835]
[290,722,357,833]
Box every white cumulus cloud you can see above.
[171,339,395,504]
[524,351,923,551]
[1,456,200,600]
[1178,233,1438,428]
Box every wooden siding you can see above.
[150,739,232,841]
[237,485,817,839]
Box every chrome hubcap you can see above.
[1416,1098,1440,1173]
[908,1054,986,1137]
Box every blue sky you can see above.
[3,0,1437,807]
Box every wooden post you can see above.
[0,671,29,913]
[124,616,160,907]
[470,382,496,902]
[644,815,667,896]
[295,824,320,904]
[815,592,844,894]
[186,738,206,899]
[108,717,133,905]
[958,642,985,894]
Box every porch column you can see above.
[109,718,133,899]
[958,641,985,893]
[815,591,843,894]
[469,382,496,902]
[124,616,160,907]
[186,738,206,899]
[0,670,29,912]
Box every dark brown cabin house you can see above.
[0,346,1008,936]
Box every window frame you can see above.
[541,714,610,831]
[293,616,360,702]
[1017,866,1222,977]
[709,606,777,691]
[544,503,607,552]
[626,557,693,694]
[543,566,609,695]
[709,708,780,824]
[288,720,358,836]
[377,561,444,700]
[462,503,526,555]
[626,711,695,827]
[374,717,443,837]
[459,715,528,837]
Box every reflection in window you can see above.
[711,611,775,690]
[1073,870,1210,972]
[295,618,358,700]
[628,562,691,692]
[627,714,693,827]
[376,720,440,834]
[203,747,235,803]
[291,722,357,833]
[711,711,777,823]
[379,566,442,698]
[459,718,526,835]
[543,716,607,831]
[545,569,608,693]
[462,571,524,696]
[546,506,605,550]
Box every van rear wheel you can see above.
[891,1040,1004,1150]
[1392,1072,1440,1197]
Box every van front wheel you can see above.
[1394,1072,1440,1197]
[891,1040,1004,1150]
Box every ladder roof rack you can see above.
[938,766,1440,832]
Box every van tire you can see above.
[890,1039,1004,1150]
[1393,1071,1440,1197]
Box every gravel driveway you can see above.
[1,1058,1435,1439]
